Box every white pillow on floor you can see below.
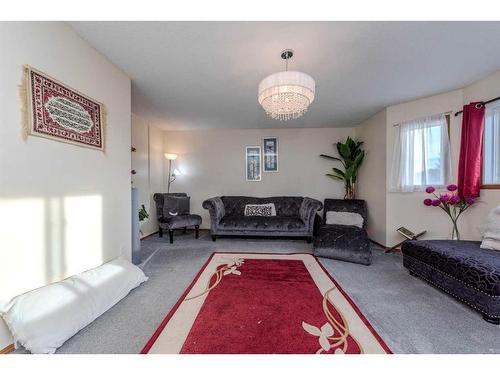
[325,211,364,228]
[0,257,148,354]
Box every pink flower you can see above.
[447,184,458,192]
[423,198,433,206]
[448,196,461,205]
[431,199,441,207]
[425,186,436,194]
[439,194,450,203]
[465,197,475,205]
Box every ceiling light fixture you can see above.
[258,49,315,121]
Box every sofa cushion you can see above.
[323,199,367,229]
[162,196,190,218]
[221,196,303,217]
[325,211,364,228]
[219,216,305,232]
[402,240,500,296]
[158,214,202,229]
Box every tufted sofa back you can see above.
[221,196,304,217]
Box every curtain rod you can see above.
[392,111,451,127]
[454,96,500,117]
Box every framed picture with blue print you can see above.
[262,137,278,172]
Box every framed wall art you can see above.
[20,65,106,151]
[245,145,261,181]
[263,137,278,172]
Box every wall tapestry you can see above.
[19,65,106,151]
[263,136,278,172]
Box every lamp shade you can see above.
[258,70,315,121]
[164,153,178,160]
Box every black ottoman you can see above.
[402,240,500,324]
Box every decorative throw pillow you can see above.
[245,203,276,217]
[480,238,500,251]
[479,205,500,251]
[163,196,190,217]
[325,211,364,228]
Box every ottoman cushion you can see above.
[313,224,372,265]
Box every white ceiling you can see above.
[69,21,500,130]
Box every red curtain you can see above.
[457,102,485,198]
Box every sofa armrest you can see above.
[202,197,226,233]
[299,198,323,234]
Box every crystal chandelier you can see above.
[258,50,315,121]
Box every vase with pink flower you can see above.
[423,184,477,240]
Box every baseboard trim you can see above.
[369,239,388,250]
[369,239,401,253]
[0,344,14,354]
[140,231,159,240]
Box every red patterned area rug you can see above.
[141,253,391,354]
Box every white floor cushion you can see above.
[0,257,148,354]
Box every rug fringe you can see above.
[101,104,107,153]
[18,65,30,141]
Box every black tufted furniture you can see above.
[313,199,372,266]
[202,196,322,242]
[402,240,500,324]
[153,193,202,244]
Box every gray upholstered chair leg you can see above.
[169,230,174,244]
[159,228,163,238]
[195,225,199,239]
[212,235,217,242]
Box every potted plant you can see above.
[423,184,476,240]
[320,137,365,199]
[138,204,149,236]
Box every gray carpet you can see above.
[15,230,500,354]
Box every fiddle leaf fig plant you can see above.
[320,137,365,199]
[139,204,149,222]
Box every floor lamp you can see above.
[164,153,178,193]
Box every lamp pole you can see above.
[167,159,173,193]
[164,153,178,193]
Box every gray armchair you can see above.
[153,193,202,244]
[313,199,372,265]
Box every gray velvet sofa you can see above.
[402,240,500,324]
[202,196,322,242]
[313,199,372,265]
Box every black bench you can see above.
[401,240,500,324]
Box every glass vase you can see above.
[450,220,460,240]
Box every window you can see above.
[389,113,451,192]
[483,101,500,187]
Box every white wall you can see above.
[381,70,500,246]
[385,90,464,246]
[131,114,165,237]
[0,22,131,349]
[355,109,387,245]
[163,127,355,227]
